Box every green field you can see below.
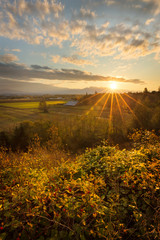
[0,101,93,131]
[0,101,66,109]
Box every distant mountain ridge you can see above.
[0,79,107,95]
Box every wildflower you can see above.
[0,226,3,230]
[68,187,71,192]
[80,209,83,212]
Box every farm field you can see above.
[0,103,93,131]
[0,97,112,131]
[0,101,66,109]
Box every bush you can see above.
[0,130,159,239]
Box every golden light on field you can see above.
[109,82,117,91]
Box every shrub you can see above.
[0,130,159,239]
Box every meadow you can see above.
[0,101,66,109]
[0,99,91,132]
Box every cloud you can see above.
[5,0,64,19]
[145,18,155,25]
[51,54,94,66]
[79,8,96,19]
[71,20,160,60]
[31,65,52,70]
[70,20,87,35]
[0,0,67,47]
[41,20,70,47]
[51,55,61,63]
[0,54,19,63]
[85,0,116,7]
[12,49,21,52]
[0,62,144,84]
[62,55,94,66]
[0,0,160,62]
[142,0,160,15]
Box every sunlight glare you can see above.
[109,82,117,91]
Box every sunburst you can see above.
[79,89,144,131]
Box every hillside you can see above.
[0,130,159,240]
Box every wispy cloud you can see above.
[51,55,94,66]
[62,55,94,66]
[12,49,21,52]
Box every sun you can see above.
[109,81,117,91]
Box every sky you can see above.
[0,0,160,95]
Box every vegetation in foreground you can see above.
[0,130,160,240]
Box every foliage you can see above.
[0,130,159,239]
[0,116,123,153]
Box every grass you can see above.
[0,102,107,132]
[0,101,66,109]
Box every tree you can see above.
[39,97,48,113]
[143,87,148,93]
[158,86,160,92]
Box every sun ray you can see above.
[78,92,101,105]
[109,93,114,132]
[85,93,107,116]
[99,93,111,117]
[123,93,147,108]
[115,93,124,123]
[78,88,108,105]
[118,93,141,126]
